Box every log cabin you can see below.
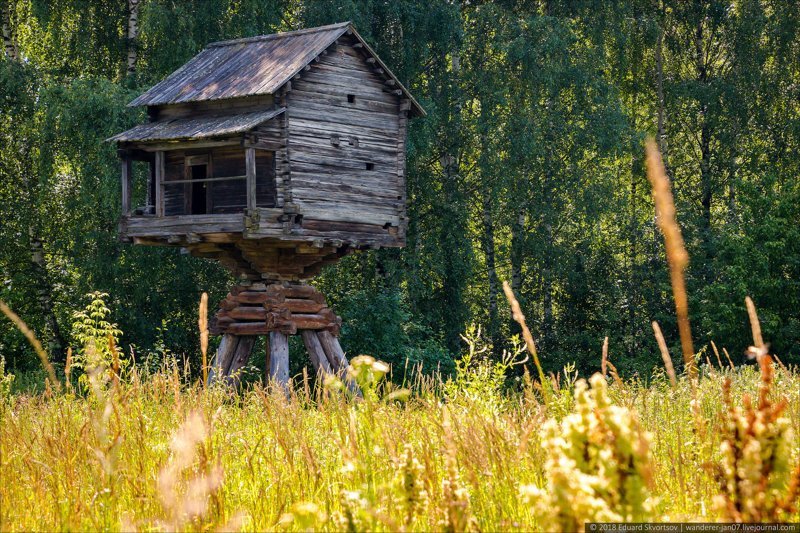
[110,22,423,386]
[110,21,424,282]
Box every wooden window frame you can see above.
[184,154,214,215]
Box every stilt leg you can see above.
[301,330,333,375]
[264,335,271,384]
[316,330,359,395]
[269,331,290,387]
[316,330,348,373]
[225,336,256,386]
[208,334,239,385]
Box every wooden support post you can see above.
[316,330,347,372]
[268,331,289,387]
[246,147,256,211]
[208,334,238,385]
[225,336,256,385]
[155,150,165,217]
[264,334,271,383]
[317,330,360,395]
[301,330,333,375]
[121,157,132,215]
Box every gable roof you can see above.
[108,108,285,143]
[129,22,424,116]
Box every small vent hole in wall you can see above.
[347,94,356,103]
[365,162,375,171]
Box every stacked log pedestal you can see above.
[208,282,351,388]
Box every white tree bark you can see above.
[126,0,140,77]
[1,0,18,61]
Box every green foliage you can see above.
[522,374,655,530]
[443,326,527,414]
[0,357,14,402]
[1,0,800,382]
[70,291,123,387]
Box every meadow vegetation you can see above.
[0,309,798,531]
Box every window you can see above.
[347,94,356,103]
[365,162,375,171]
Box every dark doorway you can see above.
[190,164,207,215]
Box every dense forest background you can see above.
[1,0,798,379]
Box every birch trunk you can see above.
[29,232,66,362]
[126,0,140,78]
[1,0,17,61]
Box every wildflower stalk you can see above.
[522,374,654,531]
[645,140,695,382]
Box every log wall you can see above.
[286,42,405,231]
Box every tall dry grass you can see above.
[0,344,797,531]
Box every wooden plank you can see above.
[288,100,400,132]
[155,94,275,119]
[293,200,400,225]
[227,306,267,320]
[246,147,256,211]
[291,186,403,211]
[121,158,132,215]
[291,178,400,201]
[301,330,333,375]
[155,151,165,217]
[290,150,396,170]
[134,139,242,152]
[288,88,397,114]
[162,175,246,185]
[288,115,398,140]
[289,131,397,154]
[128,213,242,228]
[269,331,290,387]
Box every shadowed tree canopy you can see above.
[1,0,798,376]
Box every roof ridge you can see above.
[207,21,351,48]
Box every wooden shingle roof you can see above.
[129,22,424,116]
[109,108,285,143]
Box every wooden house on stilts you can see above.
[109,22,424,386]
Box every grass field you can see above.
[0,344,798,531]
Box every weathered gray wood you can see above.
[208,334,239,384]
[128,213,243,228]
[268,331,290,386]
[246,147,257,211]
[316,330,360,395]
[155,151,165,217]
[126,214,245,238]
[163,174,247,185]
[121,158,132,215]
[155,94,275,119]
[132,139,241,152]
[280,41,405,236]
[301,330,333,375]
[225,336,256,385]
[316,330,347,372]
